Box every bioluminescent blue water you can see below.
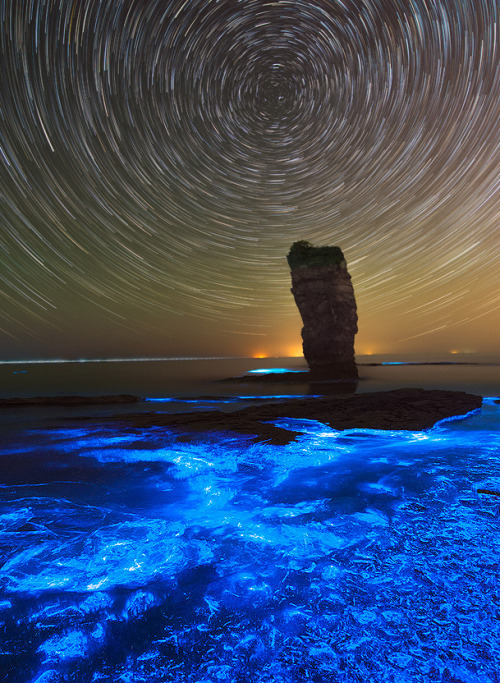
[247,368,306,374]
[144,395,319,404]
[1,400,500,682]
[380,362,464,366]
[381,362,421,365]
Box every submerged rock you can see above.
[287,241,358,380]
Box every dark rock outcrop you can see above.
[287,241,358,379]
[95,389,483,445]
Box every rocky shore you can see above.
[98,388,482,445]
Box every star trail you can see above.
[1,0,499,360]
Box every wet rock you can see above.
[475,478,500,497]
[79,591,114,615]
[32,670,62,683]
[37,629,89,662]
[122,590,159,621]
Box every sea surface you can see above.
[1,355,500,682]
[1,353,500,400]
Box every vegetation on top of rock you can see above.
[287,240,345,270]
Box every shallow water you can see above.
[1,357,500,682]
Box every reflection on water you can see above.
[1,398,500,682]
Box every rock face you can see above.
[287,241,358,379]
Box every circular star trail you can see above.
[0,0,499,358]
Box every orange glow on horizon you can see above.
[253,352,267,359]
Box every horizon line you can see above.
[0,351,492,365]
[0,356,253,365]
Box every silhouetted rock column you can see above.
[287,241,358,380]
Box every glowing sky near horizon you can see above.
[1,0,499,360]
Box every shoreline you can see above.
[79,388,484,445]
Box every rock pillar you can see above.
[287,241,358,380]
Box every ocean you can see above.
[1,353,500,398]
[1,355,499,682]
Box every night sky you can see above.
[1,0,499,361]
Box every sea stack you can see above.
[287,240,358,380]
